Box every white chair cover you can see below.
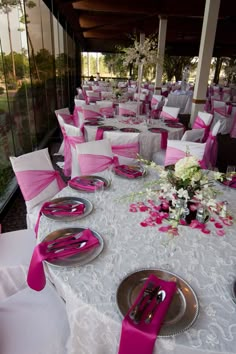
[0,229,70,354]
[55,108,71,155]
[73,139,113,177]
[164,140,206,166]
[181,129,205,142]
[118,102,139,116]
[9,148,64,229]
[160,106,180,121]
[86,90,101,103]
[211,111,234,135]
[103,131,139,165]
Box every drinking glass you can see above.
[225,165,236,189]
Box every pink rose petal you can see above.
[129,207,137,212]
[214,222,223,229]
[189,204,197,211]
[201,228,211,234]
[179,219,187,225]
[216,229,225,236]
[210,217,215,222]
[139,205,149,212]
[158,225,171,232]
[140,221,148,227]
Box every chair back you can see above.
[9,148,65,228]
[160,106,180,122]
[63,123,85,177]
[82,104,102,121]
[103,131,139,165]
[118,102,138,117]
[96,101,114,117]
[165,140,206,167]
[192,111,213,142]
[74,139,114,177]
[181,129,205,142]
[86,90,101,103]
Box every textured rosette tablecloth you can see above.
[37,170,236,354]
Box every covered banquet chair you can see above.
[9,148,66,229]
[164,140,206,167]
[181,128,205,143]
[192,111,213,142]
[55,107,73,155]
[0,229,70,354]
[103,130,139,165]
[96,100,114,118]
[118,102,139,116]
[150,94,164,118]
[159,106,180,122]
[72,139,116,178]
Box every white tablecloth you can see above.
[37,170,236,354]
[84,117,184,160]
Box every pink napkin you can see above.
[27,229,99,291]
[149,128,168,149]
[34,201,85,237]
[114,165,143,178]
[118,274,176,354]
[68,176,104,191]
[41,201,85,217]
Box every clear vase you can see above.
[136,62,144,118]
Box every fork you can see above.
[129,282,155,321]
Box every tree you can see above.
[103,53,128,77]
[0,0,20,80]
[163,54,198,82]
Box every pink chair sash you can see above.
[165,147,204,168]
[59,113,74,125]
[64,135,85,176]
[119,107,136,117]
[83,109,102,120]
[161,111,178,122]
[73,106,84,127]
[192,116,211,142]
[111,142,139,158]
[79,154,119,175]
[202,132,217,168]
[151,97,159,108]
[227,104,232,115]
[15,170,66,201]
[213,106,226,116]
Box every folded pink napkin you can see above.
[118,274,176,354]
[34,201,85,237]
[114,165,143,178]
[68,176,104,191]
[27,229,99,291]
[42,201,85,217]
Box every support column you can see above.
[154,16,167,95]
[190,0,220,126]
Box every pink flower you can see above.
[214,222,223,229]
[216,229,225,236]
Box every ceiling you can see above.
[54,0,236,57]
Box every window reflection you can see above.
[0,0,79,203]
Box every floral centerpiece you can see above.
[123,36,158,66]
[127,155,234,236]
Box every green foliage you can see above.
[0,87,4,95]
[163,54,197,82]
[103,53,128,77]
[0,164,14,197]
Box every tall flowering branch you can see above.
[122,36,158,67]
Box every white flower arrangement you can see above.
[123,36,158,66]
[126,154,234,236]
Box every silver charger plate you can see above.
[42,227,104,267]
[113,165,147,179]
[120,127,140,133]
[116,268,199,337]
[42,196,93,221]
[69,175,110,193]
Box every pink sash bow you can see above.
[213,106,226,116]
[111,142,139,158]
[79,154,119,175]
[161,111,178,122]
[99,106,114,118]
[192,116,211,142]
[165,147,204,168]
[15,170,66,201]
[83,109,102,120]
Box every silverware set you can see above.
[129,281,166,325]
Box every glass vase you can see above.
[136,62,144,117]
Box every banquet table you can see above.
[37,169,236,354]
[84,117,184,160]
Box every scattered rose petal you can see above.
[155,217,162,224]
[140,222,148,227]
[179,219,187,225]
[210,217,215,222]
[201,228,211,234]
[129,207,137,212]
[139,205,149,212]
[159,225,171,232]
[189,204,197,211]
[216,229,225,236]
[222,218,233,226]
[214,222,223,229]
